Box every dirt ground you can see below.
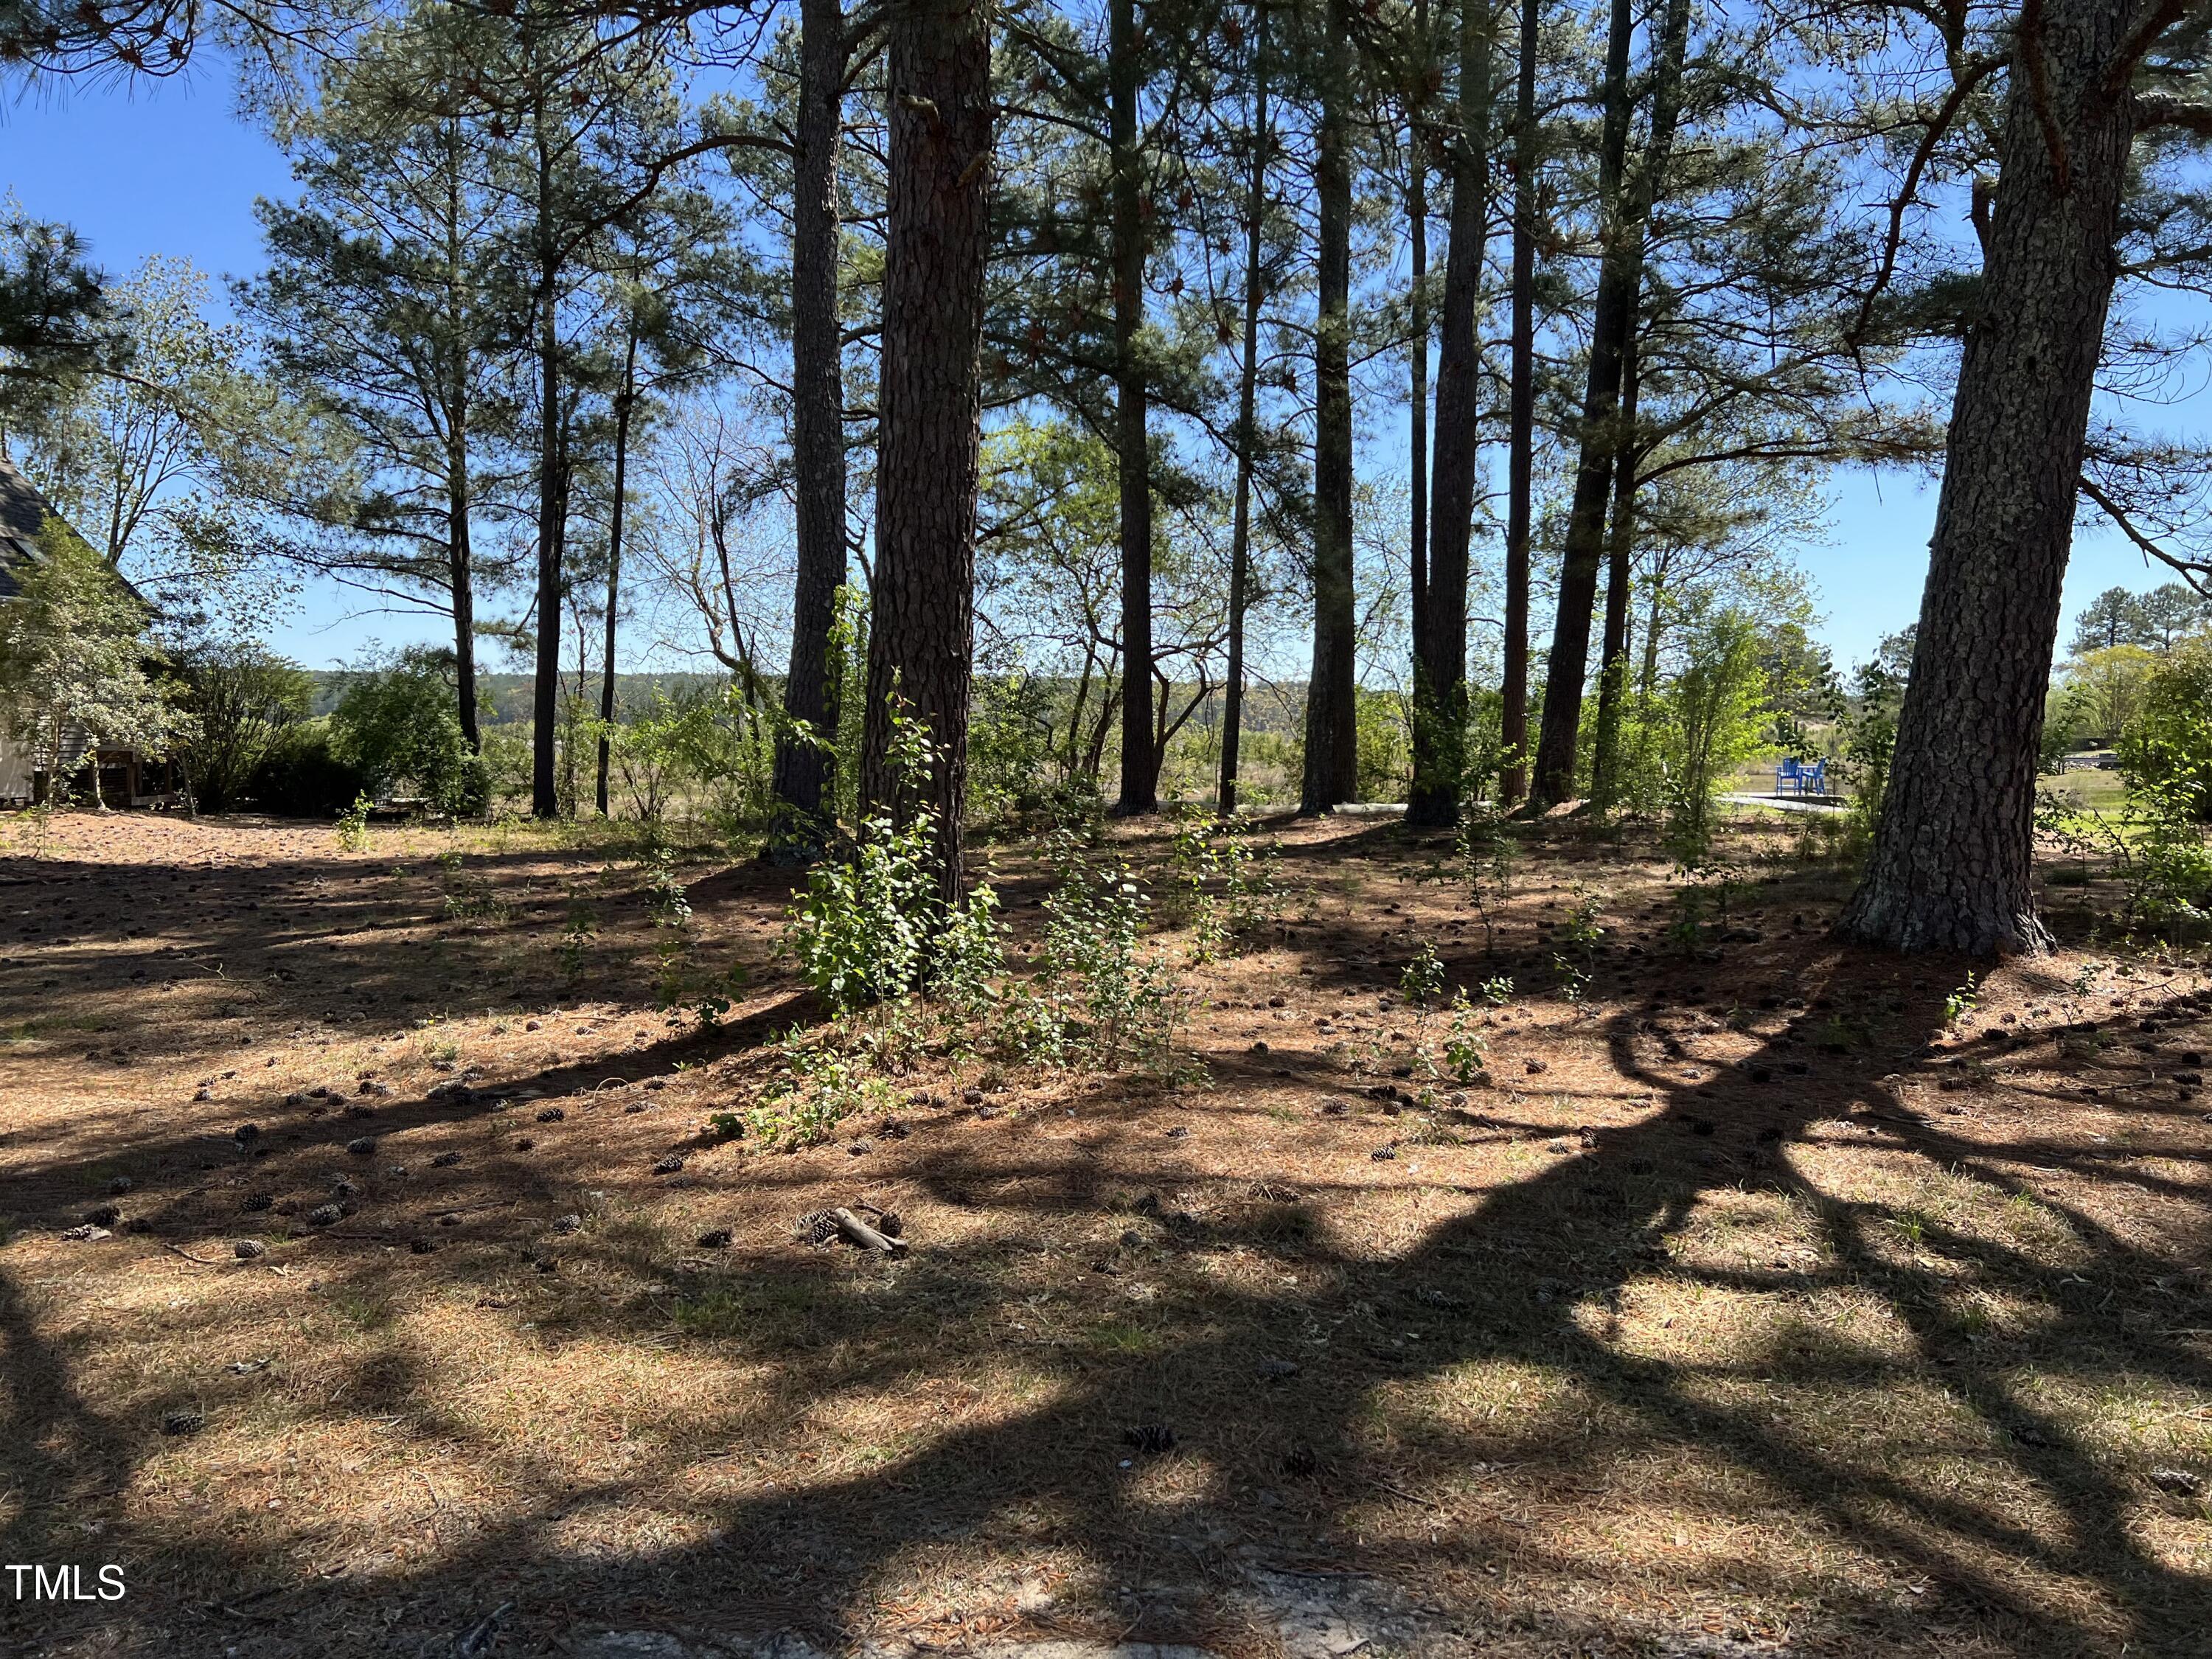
[0,807,2207,1658]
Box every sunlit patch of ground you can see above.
[0,807,2206,1657]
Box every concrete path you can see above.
[1722,792,1847,815]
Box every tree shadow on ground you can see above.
[3,827,2210,1657]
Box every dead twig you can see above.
[830,1207,908,1256]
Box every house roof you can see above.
[0,453,139,606]
[0,453,66,599]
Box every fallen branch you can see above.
[163,1242,222,1265]
[830,1207,908,1256]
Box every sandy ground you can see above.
[0,807,2205,1658]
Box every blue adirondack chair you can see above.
[1775,757,1828,797]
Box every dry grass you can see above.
[0,807,2207,1658]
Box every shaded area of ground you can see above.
[0,810,2206,1657]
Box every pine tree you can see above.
[861,0,994,909]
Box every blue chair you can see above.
[1775,758,1802,796]
[1804,758,1827,796]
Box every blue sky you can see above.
[3,62,2199,676]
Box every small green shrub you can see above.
[749,1041,889,1149]
[786,808,936,1013]
[1401,943,1446,1010]
[1441,990,1488,1082]
[335,793,372,852]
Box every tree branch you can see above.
[2079,472,2212,595]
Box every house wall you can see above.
[0,736,35,806]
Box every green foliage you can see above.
[170,641,313,811]
[931,881,1007,1013]
[785,714,1001,1013]
[2038,782,2212,928]
[1440,991,1488,1083]
[2118,639,2212,818]
[1658,606,1769,857]
[749,1038,891,1150]
[1839,629,1913,847]
[969,664,1062,827]
[248,719,368,817]
[828,583,869,829]
[1400,942,1446,1010]
[786,797,937,1014]
[559,898,599,986]
[638,842,695,1009]
[605,689,736,823]
[436,846,507,922]
[335,793,372,852]
[0,208,119,426]
[1354,688,1411,803]
[1167,813,1282,961]
[330,647,487,815]
[1029,845,1184,1069]
[0,518,170,801]
[1944,973,1979,1028]
[1455,800,1514,952]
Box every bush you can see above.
[2119,639,2212,818]
[171,643,313,811]
[1354,687,1411,803]
[330,647,487,815]
[248,720,368,817]
[785,714,999,1011]
[1659,605,1768,856]
[969,668,1061,826]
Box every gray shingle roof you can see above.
[0,454,64,599]
[0,453,54,541]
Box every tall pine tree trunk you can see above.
[529,66,566,821]
[861,0,992,913]
[1528,0,1688,807]
[773,0,850,852]
[1409,0,1492,827]
[1302,0,1357,814]
[450,473,479,754]
[442,115,481,757]
[1500,0,1538,805]
[1218,0,1269,818]
[1112,0,1158,814]
[1839,0,2138,955]
[1527,0,1632,807]
[1406,0,1430,759]
[1587,330,1637,808]
[1586,0,1686,809]
[595,332,638,818]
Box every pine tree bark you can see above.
[529,57,566,821]
[860,0,992,913]
[1587,330,1637,808]
[1528,0,1688,807]
[1526,0,1633,807]
[1500,0,1538,806]
[1408,0,1492,828]
[1112,0,1158,815]
[595,332,638,818]
[1839,0,2140,956]
[772,0,850,851]
[441,115,481,757]
[1406,0,1430,764]
[1301,0,1357,815]
[1218,0,1270,818]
